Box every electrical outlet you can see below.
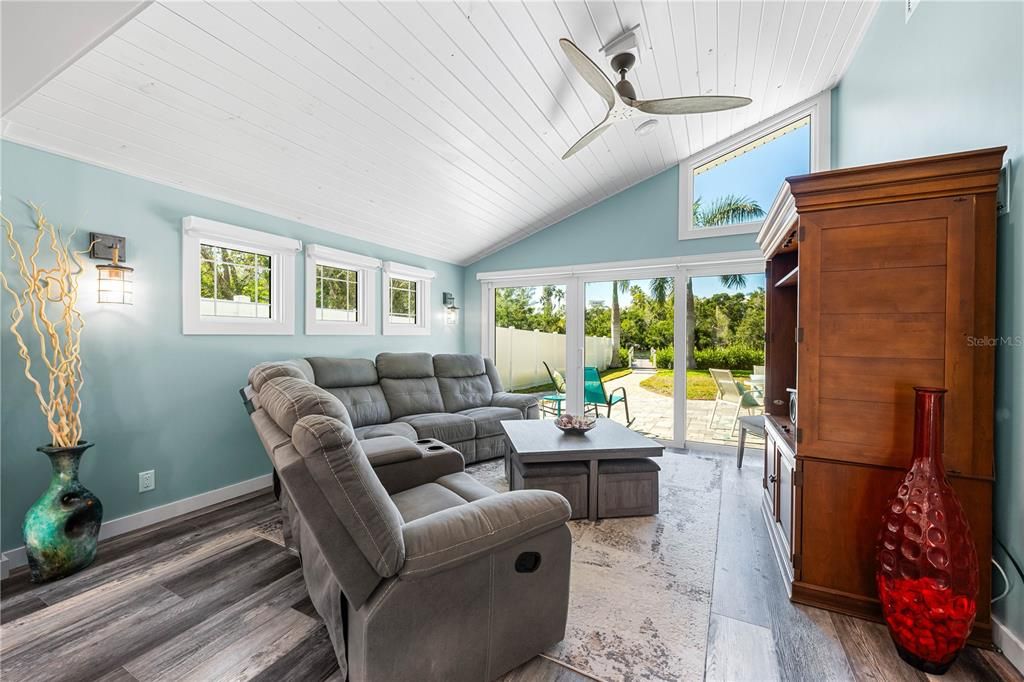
[139,470,155,493]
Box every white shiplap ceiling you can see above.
[3,0,877,265]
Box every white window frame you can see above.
[382,261,435,336]
[305,244,380,335]
[679,90,831,241]
[182,216,299,335]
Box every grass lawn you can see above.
[640,369,752,400]
[512,367,633,394]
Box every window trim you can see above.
[181,216,300,335]
[304,244,380,336]
[678,90,831,241]
[382,260,435,336]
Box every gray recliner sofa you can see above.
[280,353,538,463]
[244,364,572,681]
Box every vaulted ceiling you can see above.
[3,1,877,265]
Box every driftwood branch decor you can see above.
[0,203,91,447]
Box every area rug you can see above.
[468,454,722,682]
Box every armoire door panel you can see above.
[815,398,914,462]
[819,218,947,271]
[818,357,945,404]
[819,313,946,359]
[820,266,946,315]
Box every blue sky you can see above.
[694,122,810,219]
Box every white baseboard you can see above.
[994,616,1024,676]
[1,473,273,577]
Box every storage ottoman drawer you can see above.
[597,458,660,518]
[511,458,589,520]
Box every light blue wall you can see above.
[832,0,1024,644]
[0,141,464,552]
[462,166,758,352]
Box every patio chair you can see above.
[584,366,633,426]
[541,361,567,417]
[708,368,764,436]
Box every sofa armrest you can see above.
[490,392,540,419]
[372,448,464,495]
[399,490,570,580]
[361,436,422,467]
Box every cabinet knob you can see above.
[768,474,777,483]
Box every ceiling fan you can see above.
[559,38,752,160]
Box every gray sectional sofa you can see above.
[282,352,539,463]
[242,354,569,681]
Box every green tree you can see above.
[734,288,766,349]
[494,287,535,330]
[584,301,611,337]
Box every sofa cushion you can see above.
[260,376,353,434]
[435,472,497,503]
[434,354,494,412]
[291,415,405,578]
[307,358,391,428]
[324,386,391,428]
[395,412,475,443]
[376,352,435,379]
[390,482,467,523]
[437,374,494,413]
[249,361,308,392]
[433,354,486,378]
[380,377,445,419]
[308,357,379,387]
[457,406,523,438]
[354,422,418,441]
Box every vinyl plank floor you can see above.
[2,465,1020,682]
[706,612,781,681]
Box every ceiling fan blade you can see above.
[559,38,617,110]
[562,119,612,160]
[635,95,752,116]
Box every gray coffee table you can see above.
[501,418,664,521]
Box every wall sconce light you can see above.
[442,292,459,325]
[90,233,133,305]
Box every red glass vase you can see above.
[876,387,978,674]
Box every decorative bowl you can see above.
[553,414,596,434]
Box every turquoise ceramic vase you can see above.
[23,442,103,582]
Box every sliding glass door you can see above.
[581,277,676,442]
[481,254,765,451]
[485,279,580,419]
[682,269,767,449]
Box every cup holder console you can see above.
[426,445,446,452]
[415,439,432,445]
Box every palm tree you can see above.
[610,280,630,367]
[608,277,676,367]
[684,195,765,368]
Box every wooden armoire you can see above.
[756,147,1005,646]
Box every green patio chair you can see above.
[708,368,764,436]
[584,366,633,426]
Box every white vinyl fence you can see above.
[494,327,614,390]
